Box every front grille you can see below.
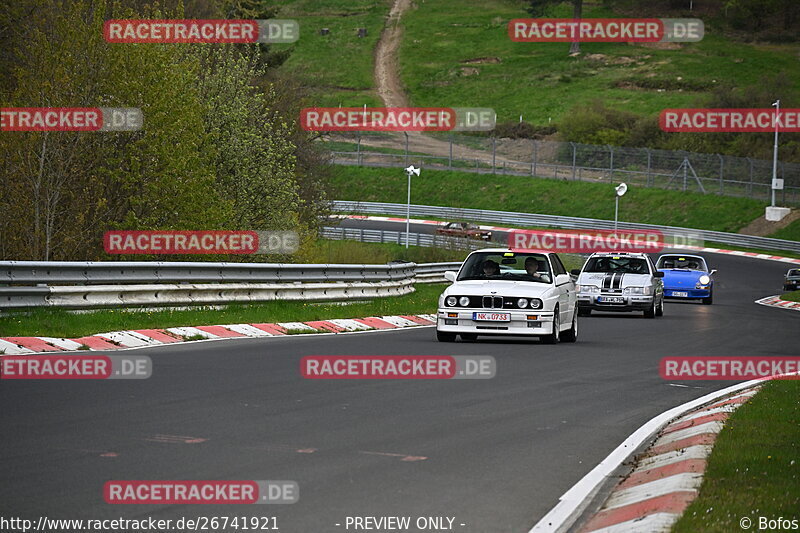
[482,296,504,309]
[476,325,508,330]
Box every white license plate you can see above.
[599,296,624,303]
[672,291,689,297]
[473,312,511,322]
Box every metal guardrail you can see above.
[0,260,459,310]
[321,226,502,251]
[332,201,800,254]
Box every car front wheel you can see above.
[561,310,578,343]
[644,299,656,318]
[702,291,713,305]
[541,308,561,344]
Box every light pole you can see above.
[614,182,627,232]
[771,99,780,208]
[404,165,420,248]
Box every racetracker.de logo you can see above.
[300,107,496,132]
[660,357,800,380]
[104,19,299,43]
[660,109,800,132]
[104,481,298,504]
[508,18,703,43]
[0,107,143,131]
[509,229,665,253]
[301,356,495,379]
[103,230,299,255]
[1,356,151,380]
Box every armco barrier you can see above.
[0,260,460,310]
[332,201,800,254]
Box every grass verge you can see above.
[672,380,800,533]
[779,290,800,303]
[0,284,447,339]
[329,165,766,233]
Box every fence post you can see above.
[747,157,754,197]
[608,145,614,181]
[449,134,453,170]
[532,140,538,176]
[492,136,497,174]
[570,142,577,180]
[646,148,652,187]
[357,134,362,166]
[718,153,724,195]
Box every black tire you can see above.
[655,297,664,316]
[578,307,591,317]
[561,310,578,343]
[436,330,456,342]
[541,307,561,344]
[460,333,478,341]
[644,299,656,318]
[702,292,713,305]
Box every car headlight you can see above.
[624,286,652,295]
[699,275,711,285]
[577,285,599,294]
[517,298,528,308]
[529,298,543,309]
[446,296,457,307]
[459,296,470,307]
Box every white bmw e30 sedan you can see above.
[436,249,578,343]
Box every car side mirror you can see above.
[444,271,457,282]
[555,273,571,285]
[710,269,717,275]
[654,271,665,278]
[570,269,582,276]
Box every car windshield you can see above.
[458,252,552,283]
[656,255,708,271]
[788,269,800,277]
[584,256,649,274]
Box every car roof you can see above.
[587,251,649,258]
[657,253,705,260]
[472,248,553,255]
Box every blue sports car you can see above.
[656,254,716,305]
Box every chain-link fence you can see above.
[324,132,800,205]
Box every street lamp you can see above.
[405,165,420,248]
[771,99,780,208]
[614,182,627,232]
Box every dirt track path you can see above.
[340,0,527,166]
[374,0,411,108]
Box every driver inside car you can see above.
[524,257,548,282]
[482,259,500,277]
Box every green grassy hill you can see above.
[272,0,800,123]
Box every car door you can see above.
[550,254,573,324]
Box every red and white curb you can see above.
[577,388,759,533]
[339,215,800,265]
[755,295,800,311]
[527,376,781,533]
[0,314,438,355]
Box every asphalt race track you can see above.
[1,221,797,532]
